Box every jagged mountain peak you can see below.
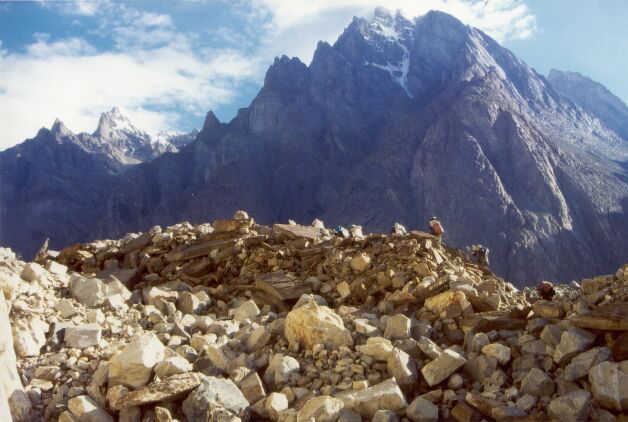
[94,107,143,138]
[50,118,73,137]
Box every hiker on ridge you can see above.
[471,244,490,268]
[429,216,444,246]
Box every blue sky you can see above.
[0,0,626,149]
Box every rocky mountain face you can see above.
[67,107,198,165]
[0,109,196,259]
[547,69,628,141]
[1,9,627,286]
[1,214,627,421]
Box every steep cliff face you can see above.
[1,10,626,285]
[547,69,628,142]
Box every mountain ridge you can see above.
[1,9,626,286]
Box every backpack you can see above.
[431,222,444,236]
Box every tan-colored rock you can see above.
[239,372,266,403]
[297,396,344,422]
[154,355,192,378]
[532,300,564,319]
[108,332,166,389]
[387,348,418,386]
[350,253,372,272]
[116,373,202,408]
[424,291,473,317]
[421,349,467,387]
[481,343,511,365]
[284,302,353,349]
[247,326,271,352]
[384,314,411,340]
[356,337,394,361]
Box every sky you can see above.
[0,0,626,150]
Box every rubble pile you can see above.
[1,211,627,421]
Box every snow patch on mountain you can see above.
[48,108,197,166]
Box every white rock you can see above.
[12,317,48,357]
[46,261,68,275]
[154,355,192,378]
[108,332,166,389]
[265,392,289,421]
[55,299,78,318]
[274,356,300,385]
[342,378,407,419]
[68,395,113,422]
[284,302,353,349]
[64,324,102,349]
[70,276,107,308]
[20,262,50,286]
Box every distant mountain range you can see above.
[1,8,626,286]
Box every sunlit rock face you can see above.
[1,9,626,286]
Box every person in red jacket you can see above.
[429,216,444,246]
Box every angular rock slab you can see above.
[182,375,250,422]
[116,373,202,408]
[284,302,353,349]
[547,389,591,422]
[589,361,628,411]
[421,349,467,387]
[339,378,407,419]
[296,395,344,422]
[108,332,166,389]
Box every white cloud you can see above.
[0,36,256,149]
[0,0,536,149]
[250,0,536,64]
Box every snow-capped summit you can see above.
[338,8,414,95]
[50,118,73,137]
[93,107,145,140]
[43,107,197,166]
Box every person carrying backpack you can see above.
[428,216,444,247]
[471,244,490,267]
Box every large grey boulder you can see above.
[182,376,250,421]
